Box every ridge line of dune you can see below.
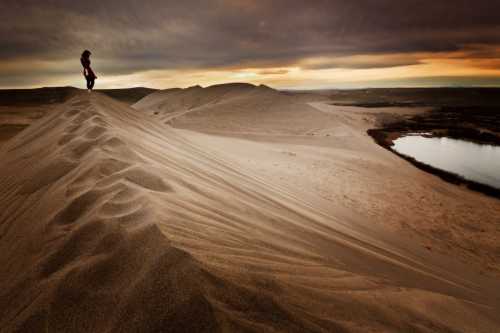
[1,90,499,332]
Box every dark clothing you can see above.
[86,77,95,90]
[80,57,96,78]
[81,56,96,90]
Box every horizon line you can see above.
[1,84,500,92]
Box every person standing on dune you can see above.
[80,50,97,92]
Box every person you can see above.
[80,50,97,92]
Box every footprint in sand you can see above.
[63,109,81,118]
[84,125,108,140]
[94,166,173,193]
[70,100,90,108]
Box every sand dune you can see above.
[1,90,499,332]
[0,87,154,150]
[133,83,328,135]
[136,84,500,277]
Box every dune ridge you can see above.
[1,91,499,332]
[134,83,346,141]
[133,83,276,115]
[137,84,500,277]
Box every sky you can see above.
[1,0,500,90]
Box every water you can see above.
[392,135,500,189]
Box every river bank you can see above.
[367,106,500,198]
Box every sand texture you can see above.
[0,87,499,332]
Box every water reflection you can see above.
[392,135,500,189]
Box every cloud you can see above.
[298,54,423,70]
[256,69,290,75]
[1,0,499,88]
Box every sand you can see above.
[0,86,499,332]
[136,84,500,276]
[0,105,50,149]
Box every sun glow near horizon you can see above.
[4,48,500,90]
[1,2,500,90]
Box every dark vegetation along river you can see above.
[327,88,500,198]
[367,105,500,198]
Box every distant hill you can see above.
[0,87,78,106]
[97,87,158,104]
[310,87,500,108]
[0,87,157,106]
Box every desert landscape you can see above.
[0,84,499,332]
[2,1,500,332]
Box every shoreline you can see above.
[367,106,500,199]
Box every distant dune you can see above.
[1,87,500,332]
[133,83,280,118]
[133,83,331,135]
[96,87,158,105]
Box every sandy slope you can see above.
[0,105,54,149]
[0,87,152,149]
[1,90,499,332]
[133,83,327,135]
[135,84,500,277]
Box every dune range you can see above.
[1,87,500,332]
[135,84,500,276]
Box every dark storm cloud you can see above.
[1,0,500,81]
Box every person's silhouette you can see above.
[80,50,97,92]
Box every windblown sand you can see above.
[1,86,499,332]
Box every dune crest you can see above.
[1,91,499,332]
